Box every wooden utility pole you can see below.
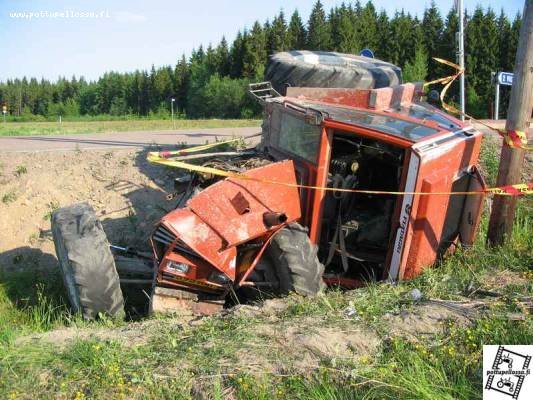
[487,0,533,246]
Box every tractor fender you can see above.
[160,160,302,279]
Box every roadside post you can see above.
[456,0,466,121]
[488,0,532,246]
[171,98,176,129]
[494,71,514,120]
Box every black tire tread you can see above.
[51,202,124,320]
[265,50,402,95]
[267,223,325,296]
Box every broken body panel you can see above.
[152,161,302,295]
[152,82,486,295]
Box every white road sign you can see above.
[497,72,514,86]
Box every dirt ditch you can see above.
[0,148,177,273]
[16,295,495,377]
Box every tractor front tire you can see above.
[51,202,125,320]
[267,223,325,296]
[265,50,402,95]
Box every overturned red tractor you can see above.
[52,51,485,319]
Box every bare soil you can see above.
[0,148,177,273]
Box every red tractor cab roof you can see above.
[271,82,468,144]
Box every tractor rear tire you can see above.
[267,223,325,296]
[265,50,402,95]
[51,202,125,320]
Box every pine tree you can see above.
[466,6,498,117]
[263,19,272,55]
[229,31,246,78]
[154,66,173,110]
[403,46,428,82]
[357,1,379,51]
[204,44,217,76]
[508,12,522,71]
[494,9,513,116]
[187,46,213,117]
[287,10,306,49]
[375,10,391,60]
[337,8,358,53]
[307,0,332,50]
[329,6,341,51]
[148,65,158,112]
[268,11,288,54]
[128,71,141,114]
[353,0,363,18]
[421,1,444,80]
[27,77,39,114]
[388,11,418,67]
[496,10,512,72]
[139,70,150,115]
[174,55,190,112]
[242,21,267,79]
[441,9,459,63]
[215,37,231,77]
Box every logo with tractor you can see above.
[484,345,532,399]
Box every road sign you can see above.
[2,105,6,114]
[360,48,374,58]
[494,72,515,120]
[497,72,514,86]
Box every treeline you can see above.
[0,1,522,120]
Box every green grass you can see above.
[0,119,261,136]
[13,165,27,177]
[0,269,73,344]
[42,201,60,221]
[0,145,531,399]
[0,201,530,399]
[1,190,17,204]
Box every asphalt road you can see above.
[0,127,261,153]
[0,121,528,153]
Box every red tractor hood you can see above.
[159,160,302,277]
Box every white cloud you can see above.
[114,11,146,23]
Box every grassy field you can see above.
[0,119,261,136]
[0,141,531,399]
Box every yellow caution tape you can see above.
[486,183,533,196]
[147,64,532,197]
[498,129,529,149]
[158,138,241,157]
[147,143,532,196]
[425,57,531,151]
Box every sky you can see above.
[0,0,525,82]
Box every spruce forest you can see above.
[0,1,522,121]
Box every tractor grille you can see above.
[152,224,199,260]
[153,225,177,247]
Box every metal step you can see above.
[248,81,281,104]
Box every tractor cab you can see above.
[258,82,485,285]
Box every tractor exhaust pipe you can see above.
[263,212,287,227]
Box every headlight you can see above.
[167,261,189,273]
[209,272,230,284]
